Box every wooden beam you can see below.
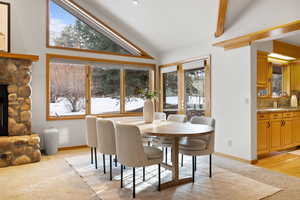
[213,20,300,50]
[215,0,228,37]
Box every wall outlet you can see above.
[227,140,232,147]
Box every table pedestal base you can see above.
[160,177,193,190]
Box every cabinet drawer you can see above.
[294,112,300,118]
[270,113,282,119]
[257,113,269,120]
[283,112,294,118]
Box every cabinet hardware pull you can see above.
[281,120,284,127]
[267,121,270,128]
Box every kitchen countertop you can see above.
[257,107,300,113]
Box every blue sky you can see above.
[50,1,75,25]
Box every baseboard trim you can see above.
[215,152,258,164]
[58,145,88,151]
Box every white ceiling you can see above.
[82,0,218,55]
[77,0,300,58]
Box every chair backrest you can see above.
[190,116,215,128]
[167,114,186,122]
[115,123,147,167]
[190,116,216,153]
[85,115,97,147]
[96,119,116,155]
[154,112,167,120]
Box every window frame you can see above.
[159,55,211,117]
[46,0,153,60]
[46,54,155,120]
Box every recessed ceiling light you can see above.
[268,53,296,61]
[132,0,140,5]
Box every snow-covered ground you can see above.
[50,97,145,116]
[50,96,203,116]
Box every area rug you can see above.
[288,149,300,156]
[65,154,281,200]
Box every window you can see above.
[46,54,154,120]
[184,68,205,116]
[162,71,178,110]
[160,57,211,118]
[125,68,150,112]
[91,65,120,114]
[50,62,87,117]
[47,0,151,58]
[272,65,283,97]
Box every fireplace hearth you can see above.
[0,85,8,137]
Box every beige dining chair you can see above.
[179,116,215,181]
[167,114,187,122]
[153,114,187,164]
[96,119,116,180]
[154,112,167,120]
[115,123,163,198]
[85,115,98,169]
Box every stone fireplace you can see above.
[0,53,41,167]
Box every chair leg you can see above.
[192,156,195,183]
[103,154,106,174]
[120,164,123,188]
[143,166,145,181]
[94,147,98,169]
[209,154,212,178]
[133,167,136,198]
[181,154,184,167]
[194,156,197,171]
[165,147,168,164]
[158,164,161,191]
[90,147,93,164]
[110,155,112,181]
[114,155,117,167]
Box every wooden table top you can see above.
[117,119,213,137]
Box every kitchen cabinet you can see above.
[257,111,300,155]
[257,51,270,88]
[291,62,300,92]
[257,119,270,154]
[292,116,300,144]
[270,119,282,151]
[281,118,293,148]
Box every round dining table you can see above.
[117,119,214,190]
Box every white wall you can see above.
[2,0,156,148]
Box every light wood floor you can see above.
[256,150,300,179]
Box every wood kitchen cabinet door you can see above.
[257,51,269,88]
[257,120,270,154]
[282,119,293,148]
[270,119,282,151]
[292,118,300,144]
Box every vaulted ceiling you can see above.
[76,0,300,58]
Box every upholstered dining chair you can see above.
[154,112,167,120]
[179,116,215,181]
[153,114,187,164]
[85,115,98,169]
[115,123,163,198]
[167,114,187,122]
[96,119,116,180]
